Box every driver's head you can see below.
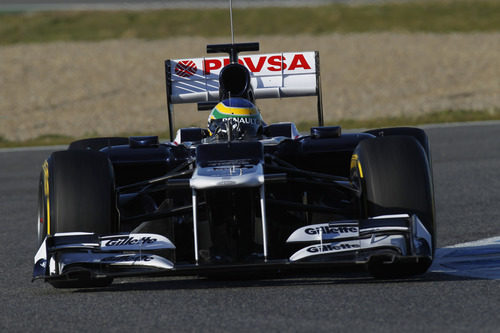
[208,98,262,140]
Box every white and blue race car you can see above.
[34,42,435,288]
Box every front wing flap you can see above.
[33,214,432,282]
[286,214,432,263]
[33,232,176,282]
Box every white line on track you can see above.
[431,236,500,280]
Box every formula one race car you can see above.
[33,42,435,288]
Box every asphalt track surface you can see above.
[0,0,426,11]
[0,0,346,12]
[1,122,500,332]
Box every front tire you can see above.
[352,135,435,277]
[38,150,118,288]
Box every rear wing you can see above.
[165,51,323,141]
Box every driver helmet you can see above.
[208,98,262,140]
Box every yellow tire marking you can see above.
[350,154,364,179]
[42,160,51,235]
[357,160,364,179]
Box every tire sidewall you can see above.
[351,135,436,276]
[43,150,118,236]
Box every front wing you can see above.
[33,214,432,283]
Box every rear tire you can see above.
[38,150,118,288]
[352,136,435,278]
[68,137,129,151]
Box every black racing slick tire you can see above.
[68,137,129,151]
[37,150,118,288]
[363,127,432,163]
[352,136,435,278]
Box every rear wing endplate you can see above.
[165,51,323,141]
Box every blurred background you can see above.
[0,0,499,144]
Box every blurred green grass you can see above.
[1,1,499,44]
